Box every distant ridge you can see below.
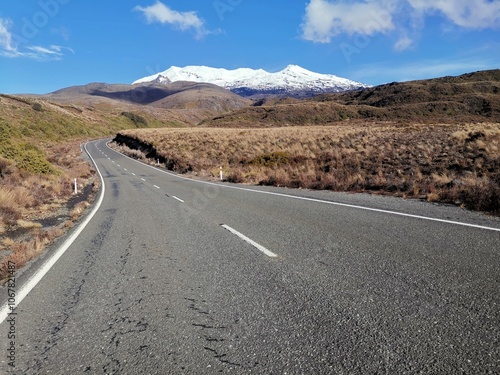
[42,81,251,125]
[133,65,370,98]
[200,69,500,127]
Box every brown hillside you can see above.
[202,70,500,127]
[43,81,251,125]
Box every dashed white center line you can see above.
[172,196,184,203]
[154,185,160,189]
[124,168,128,171]
[221,224,278,258]
[141,178,146,182]
[132,173,136,176]
[117,164,120,167]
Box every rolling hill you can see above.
[43,81,251,125]
[201,70,500,127]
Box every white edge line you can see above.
[221,224,278,258]
[172,196,184,203]
[0,141,106,325]
[105,142,500,233]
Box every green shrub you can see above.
[0,140,58,175]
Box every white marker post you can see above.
[74,178,78,194]
[220,166,223,181]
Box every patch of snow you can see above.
[133,64,370,96]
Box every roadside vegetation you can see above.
[114,122,500,215]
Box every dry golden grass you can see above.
[115,122,500,214]
[0,237,15,251]
[0,140,99,281]
[0,225,66,279]
[0,224,68,281]
[70,201,90,221]
[0,141,95,226]
[16,220,43,229]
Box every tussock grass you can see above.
[70,202,90,221]
[116,122,500,214]
[0,226,65,279]
[16,220,43,229]
[0,141,97,280]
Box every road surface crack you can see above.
[28,213,115,373]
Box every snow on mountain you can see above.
[133,65,370,97]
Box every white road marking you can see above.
[117,164,120,167]
[141,178,146,181]
[0,142,106,325]
[106,142,500,233]
[132,173,136,176]
[221,224,278,258]
[154,185,160,189]
[172,196,184,203]
[124,168,128,171]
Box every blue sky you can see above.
[1,0,499,94]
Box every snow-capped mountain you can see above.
[133,65,370,97]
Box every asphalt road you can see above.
[1,139,500,374]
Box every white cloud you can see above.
[27,45,63,56]
[0,18,16,52]
[394,34,413,51]
[0,19,73,60]
[301,0,397,43]
[408,0,500,29]
[24,45,74,60]
[302,0,500,47]
[134,1,210,38]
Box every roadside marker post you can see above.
[220,166,223,181]
[74,178,78,194]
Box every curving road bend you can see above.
[1,139,500,374]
